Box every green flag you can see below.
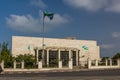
[43,11,54,20]
[82,45,88,50]
[28,44,30,50]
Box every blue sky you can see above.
[1,0,120,57]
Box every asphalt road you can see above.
[0,69,120,80]
[0,76,120,80]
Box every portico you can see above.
[34,46,80,68]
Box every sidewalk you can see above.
[2,68,120,74]
[3,68,75,74]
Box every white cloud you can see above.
[112,32,120,38]
[63,0,107,11]
[105,0,120,13]
[100,44,114,49]
[30,0,47,9]
[6,13,69,33]
[6,15,40,33]
[63,0,120,13]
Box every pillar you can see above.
[69,58,73,69]
[21,60,24,69]
[95,60,98,66]
[1,60,4,70]
[110,59,112,66]
[69,50,73,69]
[117,59,120,67]
[59,60,62,68]
[88,59,91,69]
[105,59,108,66]
[69,50,72,59]
[76,50,79,66]
[58,49,61,61]
[38,61,42,69]
[47,49,49,67]
[58,49,62,68]
[42,49,45,65]
[14,60,16,69]
[36,49,38,63]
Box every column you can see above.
[42,49,45,65]
[76,50,79,66]
[58,49,62,68]
[117,59,120,67]
[58,49,61,61]
[36,49,38,63]
[59,60,62,68]
[14,60,16,69]
[69,58,73,69]
[69,50,73,69]
[1,60,4,70]
[110,59,112,66]
[95,60,98,66]
[88,59,91,69]
[21,60,24,69]
[47,49,49,67]
[38,61,42,69]
[69,50,72,60]
[105,59,108,66]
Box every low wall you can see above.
[88,59,120,69]
[4,68,72,73]
[0,60,73,72]
[89,66,119,69]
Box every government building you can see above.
[12,36,100,68]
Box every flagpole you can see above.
[42,12,45,65]
[41,11,54,66]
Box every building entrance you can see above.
[35,47,79,68]
[61,51,69,67]
[49,51,58,67]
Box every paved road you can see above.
[0,69,120,80]
[0,76,120,80]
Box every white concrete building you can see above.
[12,36,100,68]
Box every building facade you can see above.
[12,36,100,68]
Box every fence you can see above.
[0,59,73,72]
[1,59,120,72]
[88,59,120,69]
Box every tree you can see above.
[15,54,36,68]
[112,53,120,59]
[101,57,109,61]
[15,54,24,62]
[0,42,14,67]
[23,54,36,68]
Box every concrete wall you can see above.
[12,36,100,61]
